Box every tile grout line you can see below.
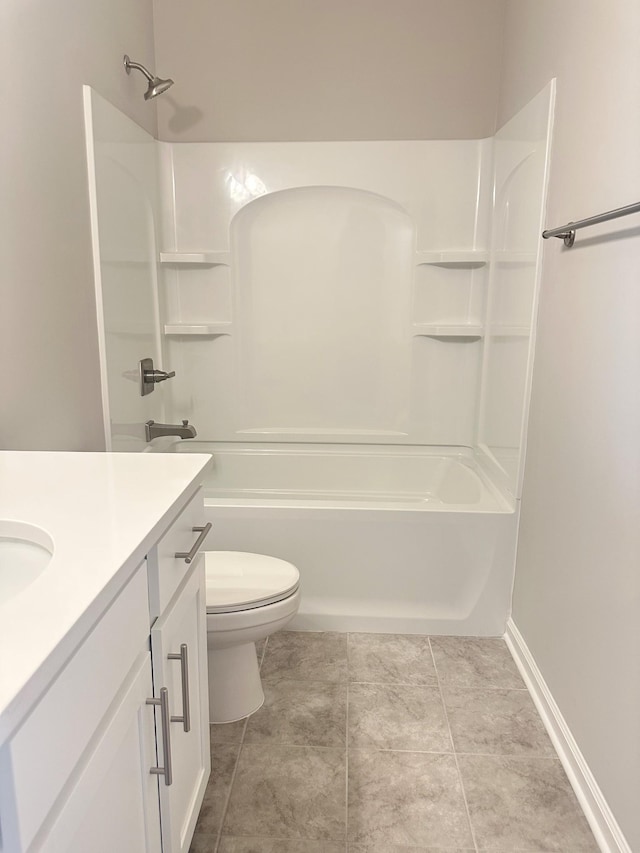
[258,636,268,670]
[210,740,563,758]
[215,739,563,758]
[214,635,266,851]
[345,633,350,853]
[212,724,246,853]
[233,742,348,752]
[213,651,254,853]
[428,636,480,853]
[258,676,528,690]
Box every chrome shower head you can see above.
[123,55,174,100]
[144,76,174,100]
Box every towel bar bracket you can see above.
[554,228,576,248]
[542,200,640,248]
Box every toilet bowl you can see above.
[205,550,301,723]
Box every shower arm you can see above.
[124,57,154,83]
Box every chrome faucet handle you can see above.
[139,357,176,396]
[147,369,175,382]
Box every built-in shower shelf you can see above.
[412,323,484,338]
[163,323,232,336]
[159,251,231,265]
[415,250,488,266]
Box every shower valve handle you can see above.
[139,357,175,396]
[146,369,176,383]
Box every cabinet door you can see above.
[151,558,210,853]
[37,652,161,853]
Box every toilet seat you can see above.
[204,551,300,614]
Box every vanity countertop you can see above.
[0,450,213,742]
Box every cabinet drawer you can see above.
[147,488,208,619]
[2,564,149,852]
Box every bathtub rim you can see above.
[156,440,516,513]
[153,439,515,512]
[202,494,514,514]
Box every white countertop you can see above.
[0,451,213,742]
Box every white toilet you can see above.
[204,550,301,723]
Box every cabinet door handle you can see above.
[168,643,191,732]
[175,523,212,564]
[146,687,173,786]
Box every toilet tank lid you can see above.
[204,550,300,611]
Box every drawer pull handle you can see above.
[168,643,191,732]
[175,523,212,564]
[147,687,173,786]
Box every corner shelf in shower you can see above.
[163,323,232,336]
[159,251,231,266]
[411,323,484,339]
[415,250,488,266]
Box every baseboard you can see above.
[505,618,631,853]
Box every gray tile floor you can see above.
[191,632,599,853]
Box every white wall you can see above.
[0,0,157,450]
[500,2,640,848]
[152,0,505,142]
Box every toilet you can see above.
[204,550,301,723]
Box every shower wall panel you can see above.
[84,88,165,451]
[476,82,555,497]
[158,141,492,446]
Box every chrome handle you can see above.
[139,357,176,396]
[168,644,191,732]
[175,523,212,564]
[147,687,173,786]
[145,369,176,383]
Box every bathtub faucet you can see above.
[145,419,197,441]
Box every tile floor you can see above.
[191,632,599,853]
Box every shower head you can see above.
[144,76,174,100]
[123,55,174,100]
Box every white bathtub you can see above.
[166,442,518,635]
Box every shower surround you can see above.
[158,140,491,448]
[86,83,555,635]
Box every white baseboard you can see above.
[505,618,631,853]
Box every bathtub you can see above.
[165,442,518,635]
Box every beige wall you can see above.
[501,2,640,848]
[0,0,157,449]
[153,0,505,142]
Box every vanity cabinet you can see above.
[0,487,210,853]
[33,652,162,853]
[150,556,210,853]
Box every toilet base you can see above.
[207,640,265,723]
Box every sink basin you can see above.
[0,521,54,603]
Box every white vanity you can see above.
[0,451,213,853]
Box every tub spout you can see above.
[145,420,197,441]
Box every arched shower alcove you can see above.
[230,186,414,440]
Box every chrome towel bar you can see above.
[542,200,640,247]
